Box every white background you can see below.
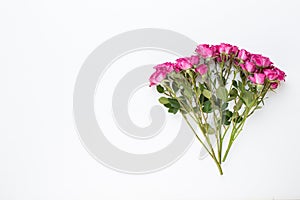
[1,0,300,199]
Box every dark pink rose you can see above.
[251,54,272,67]
[263,68,278,81]
[196,44,213,58]
[244,61,256,73]
[249,73,266,84]
[218,43,233,54]
[231,45,239,55]
[189,55,200,65]
[270,82,279,89]
[274,67,286,81]
[211,45,220,57]
[195,64,208,75]
[175,58,193,71]
[237,49,249,61]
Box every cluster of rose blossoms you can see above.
[149,43,286,89]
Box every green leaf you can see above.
[168,98,180,109]
[233,116,243,123]
[227,96,235,101]
[193,106,200,113]
[224,120,231,125]
[199,84,205,91]
[232,80,238,88]
[222,115,231,125]
[203,89,212,99]
[216,86,228,102]
[221,102,229,110]
[171,82,179,92]
[240,71,247,83]
[241,91,255,107]
[163,103,172,108]
[234,99,243,111]
[168,107,179,114]
[202,101,212,113]
[156,85,164,93]
[212,95,221,109]
[224,110,233,117]
[229,88,238,98]
[178,97,189,109]
[238,81,245,92]
[199,94,209,104]
[222,76,226,85]
[222,110,233,125]
[159,97,169,104]
[183,89,192,99]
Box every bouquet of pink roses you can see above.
[149,43,286,175]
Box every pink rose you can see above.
[274,67,286,81]
[270,82,279,89]
[218,43,233,54]
[211,45,220,57]
[237,49,249,61]
[244,61,256,73]
[263,68,278,80]
[249,73,266,84]
[149,71,165,86]
[195,64,208,75]
[189,55,200,65]
[174,58,193,72]
[231,45,239,55]
[149,62,174,86]
[195,44,213,58]
[251,54,272,67]
[153,62,174,73]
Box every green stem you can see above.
[181,114,213,158]
[214,157,223,175]
[223,82,270,162]
[219,133,223,163]
[222,136,234,162]
[222,108,249,162]
[182,105,223,175]
[248,84,270,117]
